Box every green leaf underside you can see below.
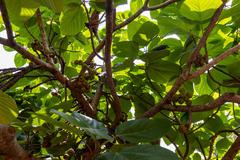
[0,91,18,124]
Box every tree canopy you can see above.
[0,0,240,159]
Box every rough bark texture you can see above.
[0,124,36,160]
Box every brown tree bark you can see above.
[0,124,36,160]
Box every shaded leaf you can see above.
[51,110,113,141]
[0,91,18,124]
[147,60,181,83]
[116,118,172,143]
[97,145,179,160]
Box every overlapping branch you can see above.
[222,135,240,160]
[161,93,240,112]
[142,1,228,118]
[0,0,95,117]
[105,0,122,126]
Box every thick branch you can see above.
[222,135,240,160]
[0,124,35,160]
[0,0,14,41]
[105,0,122,126]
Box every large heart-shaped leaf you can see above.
[0,91,18,124]
[113,41,139,58]
[133,21,159,46]
[180,0,222,21]
[41,0,64,13]
[60,4,87,35]
[5,0,40,25]
[51,110,113,141]
[14,53,27,67]
[97,145,179,160]
[116,118,172,143]
[147,60,181,83]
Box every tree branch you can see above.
[0,65,36,91]
[0,124,35,160]
[35,8,53,64]
[105,0,122,127]
[80,0,179,77]
[146,0,180,11]
[161,93,240,112]
[222,135,240,160]
[91,82,103,114]
[0,0,14,41]
[208,129,239,160]
[114,0,179,31]
[142,2,227,118]
[0,0,94,117]
[188,43,240,80]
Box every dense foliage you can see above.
[0,0,240,159]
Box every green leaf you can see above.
[157,16,193,36]
[147,60,181,83]
[0,91,18,124]
[205,115,224,132]
[5,0,39,25]
[130,0,144,13]
[113,41,139,58]
[192,95,214,105]
[149,0,165,7]
[141,47,170,63]
[133,21,159,46]
[116,118,172,143]
[216,138,232,154]
[41,0,64,13]
[192,153,202,160]
[133,93,155,117]
[60,4,87,35]
[180,0,222,21]
[14,53,27,67]
[191,95,214,122]
[51,110,113,141]
[227,61,240,77]
[34,113,82,135]
[64,67,78,78]
[97,145,179,160]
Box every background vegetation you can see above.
[0,0,240,159]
